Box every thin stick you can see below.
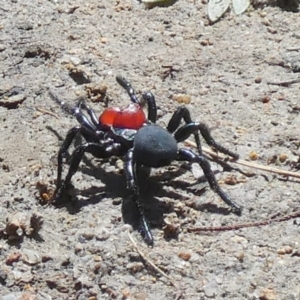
[185,140,300,179]
[36,107,59,119]
[188,210,300,232]
[128,232,182,299]
[267,77,300,86]
[185,140,300,233]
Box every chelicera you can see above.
[49,76,241,245]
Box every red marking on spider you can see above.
[99,103,146,130]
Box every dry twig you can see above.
[188,210,300,232]
[267,77,300,86]
[185,140,300,179]
[128,232,183,300]
[36,107,59,119]
[185,139,300,232]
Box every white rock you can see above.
[22,248,41,265]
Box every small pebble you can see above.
[249,151,259,160]
[172,94,191,104]
[0,44,6,52]
[120,224,133,233]
[178,251,191,261]
[112,197,122,205]
[94,255,102,262]
[122,289,130,298]
[74,243,84,254]
[12,270,33,283]
[22,248,41,265]
[200,39,213,46]
[79,230,95,241]
[203,279,219,297]
[191,163,203,179]
[259,288,276,300]
[70,56,81,66]
[126,262,144,274]
[6,252,21,265]
[115,159,123,170]
[95,227,110,241]
[277,245,293,255]
[261,96,271,103]
[0,93,26,109]
[279,154,288,163]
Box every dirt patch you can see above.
[0,1,300,299]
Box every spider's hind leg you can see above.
[177,148,241,214]
[125,149,154,246]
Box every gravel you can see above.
[0,0,300,299]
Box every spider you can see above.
[49,76,241,245]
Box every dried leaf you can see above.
[232,0,250,15]
[208,0,230,23]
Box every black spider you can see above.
[49,76,241,245]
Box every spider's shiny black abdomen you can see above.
[133,124,178,168]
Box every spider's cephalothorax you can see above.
[50,76,241,246]
[49,76,157,202]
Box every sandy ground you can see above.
[1,0,300,299]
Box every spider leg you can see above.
[174,123,239,159]
[116,76,140,104]
[125,149,154,246]
[54,124,106,201]
[55,126,80,191]
[49,90,74,115]
[49,90,98,132]
[116,76,158,124]
[73,105,98,132]
[142,92,157,124]
[177,148,242,214]
[78,99,100,128]
[53,142,113,204]
[167,107,202,155]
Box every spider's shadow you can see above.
[60,165,186,225]
[48,126,236,239]
[67,163,234,232]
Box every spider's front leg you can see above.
[125,149,154,246]
[116,76,140,104]
[177,148,241,214]
[49,90,99,132]
[116,76,158,124]
[78,100,100,128]
[142,92,157,124]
